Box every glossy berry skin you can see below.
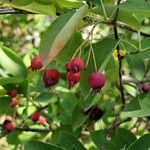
[7,89,17,98]
[31,112,40,122]
[30,56,43,71]
[88,106,104,121]
[4,121,14,132]
[66,71,80,88]
[11,97,18,108]
[141,84,150,92]
[43,69,59,88]
[38,115,47,124]
[88,72,105,91]
[66,57,85,73]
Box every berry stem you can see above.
[90,45,98,71]
[113,0,125,106]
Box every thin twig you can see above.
[15,127,51,133]
[108,22,150,38]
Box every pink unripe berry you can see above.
[38,115,47,124]
[66,71,80,88]
[30,56,43,71]
[88,72,106,91]
[4,121,14,132]
[141,84,150,92]
[7,89,17,98]
[43,69,59,88]
[31,112,40,122]
[11,97,18,108]
[66,57,85,73]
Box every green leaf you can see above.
[59,91,78,116]
[91,130,107,149]
[39,5,88,66]
[116,128,137,149]
[72,104,87,131]
[24,140,65,150]
[35,92,57,104]
[56,32,83,64]
[127,134,150,150]
[121,93,150,117]
[0,46,27,79]
[59,132,86,150]
[0,77,26,85]
[80,37,119,96]
[34,0,51,5]
[91,129,136,150]
[126,54,145,81]
[5,1,56,15]
[120,0,150,18]
[0,96,10,112]
[55,0,84,8]
[8,0,33,6]
[92,4,140,30]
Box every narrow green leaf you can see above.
[39,5,88,66]
[4,1,56,15]
[0,46,27,79]
[0,77,25,85]
[121,109,150,118]
[55,0,83,8]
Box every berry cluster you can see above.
[66,57,85,88]
[3,117,14,132]
[7,89,18,108]
[31,112,47,124]
[30,56,106,91]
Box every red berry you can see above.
[141,84,150,92]
[7,89,17,98]
[87,106,104,121]
[31,112,40,122]
[3,118,12,127]
[43,69,59,88]
[66,71,80,88]
[11,97,18,108]
[30,56,43,71]
[38,115,47,124]
[4,122,14,132]
[66,57,85,72]
[88,72,106,91]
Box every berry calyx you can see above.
[11,97,18,108]
[30,56,43,71]
[88,72,106,91]
[85,106,104,121]
[31,112,40,122]
[66,71,80,88]
[7,89,17,98]
[66,57,85,73]
[38,115,47,124]
[141,84,150,92]
[3,119,14,132]
[43,69,60,88]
